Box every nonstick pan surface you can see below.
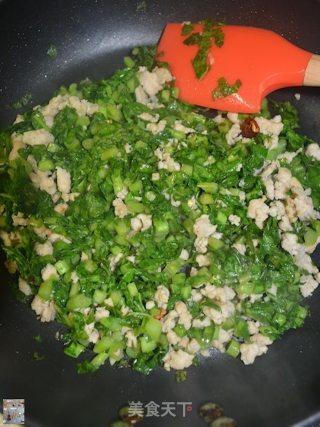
[1,1,320,426]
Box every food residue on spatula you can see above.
[157,21,312,112]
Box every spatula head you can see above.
[157,24,312,113]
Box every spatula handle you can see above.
[304,54,320,86]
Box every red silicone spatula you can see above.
[157,23,320,113]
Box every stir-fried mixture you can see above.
[1,46,320,374]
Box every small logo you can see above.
[2,399,25,425]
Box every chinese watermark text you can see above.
[128,401,192,418]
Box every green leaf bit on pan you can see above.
[175,369,187,382]
[212,77,242,100]
[9,93,32,110]
[47,45,58,59]
[136,0,147,13]
[1,46,320,375]
[32,352,45,361]
[34,334,42,343]
[182,19,225,79]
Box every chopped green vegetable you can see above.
[47,45,58,59]
[32,351,45,361]
[9,93,32,110]
[118,405,144,425]
[199,402,224,424]
[183,19,224,79]
[136,0,147,12]
[226,340,240,358]
[212,77,242,100]
[211,416,237,427]
[175,369,188,382]
[181,22,194,36]
[33,334,42,343]
[64,342,85,358]
[1,45,319,376]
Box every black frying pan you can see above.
[1,1,320,426]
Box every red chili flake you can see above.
[240,118,260,138]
